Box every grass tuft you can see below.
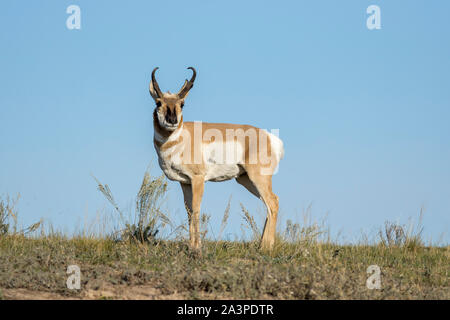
[378,209,425,249]
[0,194,42,237]
[93,169,169,243]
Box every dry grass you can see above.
[0,172,448,300]
[0,234,448,300]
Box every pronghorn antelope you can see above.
[149,67,284,251]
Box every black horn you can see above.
[150,67,163,98]
[177,67,196,98]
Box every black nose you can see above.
[165,108,177,125]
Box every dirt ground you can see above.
[1,284,185,300]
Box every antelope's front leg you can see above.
[180,176,205,251]
[190,176,205,250]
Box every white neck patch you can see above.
[154,123,183,144]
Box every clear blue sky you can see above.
[1,1,449,243]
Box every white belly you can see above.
[203,141,245,181]
[205,163,244,182]
[155,139,248,183]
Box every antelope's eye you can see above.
[180,102,184,108]
[156,101,162,108]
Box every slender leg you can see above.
[180,182,193,220]
[243,170,279,250]
[180,182,196,249]
[181,176,204,250]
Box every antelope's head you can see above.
[149,67,196,131]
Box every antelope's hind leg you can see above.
[241,170,279,250]
[236,173,260,198]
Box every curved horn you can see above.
[178,67,196,98]
[150,67,163,98]
[187,67,197,83]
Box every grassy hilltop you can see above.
[0,172,448,300]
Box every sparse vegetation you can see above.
[0,174,448,300]
[0,195,41,237]
[0,195,18,236]
[93,170,170,243]
[378,210,425,249]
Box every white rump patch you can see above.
[267,131,284,163]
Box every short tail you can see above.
[268,132,284,163]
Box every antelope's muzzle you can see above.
[165,108,178,125]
